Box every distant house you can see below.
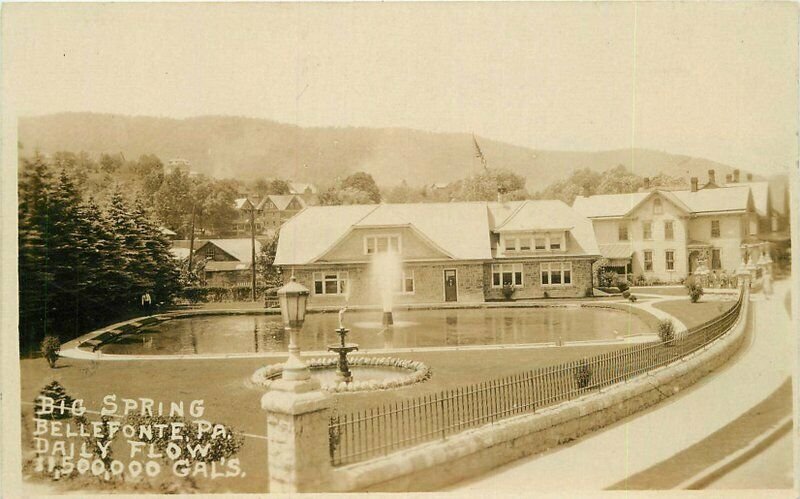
[274,200,600,307]
[232,195,305,235]
[257,194,306,233]
[193,239,262,287]
[159,227,178,240]
[573,170,763,282]
[288,182,318,204]
[232,198,263,234]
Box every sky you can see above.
[2,2,798,175]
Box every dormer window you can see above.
[534,237,546,250]
[504,237,517,252]
[364,235,401,255]
[549,237,561,250]
[519,237,531,251]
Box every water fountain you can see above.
[371,251,402,326]
[327,307,359,383]
[253,305,432,393]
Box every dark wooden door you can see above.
[444,270,458,302]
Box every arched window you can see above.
[653,198,663,214]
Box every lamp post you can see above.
[277,276,311,381]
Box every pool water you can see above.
[101,306,652,356]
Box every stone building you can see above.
[274,200,600,307]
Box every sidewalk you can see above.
[445,280,793,492]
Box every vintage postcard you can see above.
[1,2,798,497]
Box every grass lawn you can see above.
[652,298,736,328]
[20,343,626,493]
[19,294,736,493]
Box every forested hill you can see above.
[19,112,744,188]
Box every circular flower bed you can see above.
[252,356,432,393]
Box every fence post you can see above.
[261,376,333,492]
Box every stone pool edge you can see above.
[58,299,685,362]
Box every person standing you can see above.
[763,268,773,299]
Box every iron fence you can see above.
[329,288,744,466]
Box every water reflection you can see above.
[103,306,652,356]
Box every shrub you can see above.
[34,381,76,420]
[628,294,638,303]
[125,413,245,464]
[180,286,210,304]
[616,279,630,293]
[634,274,647,286]
[657,319,675,343]
[501,284,515,300]
[573,360,593,389]
[41,336,61,368]
[622,289,631,299]
[685,276,704,303]
[599,271,618,288]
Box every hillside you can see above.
[18,112,749,188]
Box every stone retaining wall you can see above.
[328,287,750,492]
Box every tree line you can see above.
[18,155,182,354]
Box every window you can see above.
[643,221,652,240]
[207,246,216,259]
[365,235,400,255]
[519,237,531,251]
[643,251,653,271]
[394,269,415,294]
[653,198,663,214]
[711,220,720,238]
[313,271,348,295]
[664,221,674,240]
[540,262,572,286]
[492,264,523,287]
[712,249,721,270]
[549,233,562,250]
[504,238,517,252]
[618,224,629,241]
[665,250,675,271]
[534,237,546,250]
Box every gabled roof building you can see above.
[275,200,600,306]
[572,171,764,282]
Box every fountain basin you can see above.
[252,356,432,393]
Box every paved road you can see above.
[446,280,793,493]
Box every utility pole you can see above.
[188,203,197,273]
[250,205,257,302]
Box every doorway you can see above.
[444,269,458,302]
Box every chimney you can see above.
[707,169,716,185]
[747,173,753,182]
[725,173,733,184]
[733,169,740,183]
[690,177,699,192]
[643,177,650,190]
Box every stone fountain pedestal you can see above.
[328,327,359,383]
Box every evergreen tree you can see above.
[18,155,55,349]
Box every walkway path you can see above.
[446,280,793,492]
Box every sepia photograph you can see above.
[1,2,798,497]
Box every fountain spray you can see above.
[371,251,402,326]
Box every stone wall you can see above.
[328,288,749,492]
[289,262,485,308]
[483,259,594,300]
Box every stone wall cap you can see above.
[262,385,333,415]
